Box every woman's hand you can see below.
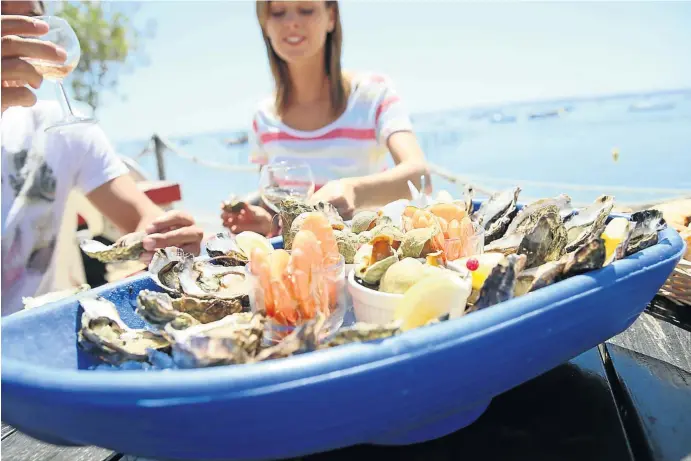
[308,179,357,220]
[220,203,273,236]
[138,210,204,263]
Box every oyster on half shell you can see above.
[136,289,245,326]
[564,195,614,252]
[473,186,521,244]
[166,312,265,368]
[80,232,147,263]
[149,247,250,301]
[78,297,170,365]
[205,233,249,265]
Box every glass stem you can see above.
[55,81,76,119]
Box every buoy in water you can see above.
[611,147,620,162]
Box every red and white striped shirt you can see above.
[249,73,413,187]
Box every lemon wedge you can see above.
[455,253,504,290]
[601,217,631,265]
[236,231,274,260]
[393,273,471,331]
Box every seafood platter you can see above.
[2,187,686,461]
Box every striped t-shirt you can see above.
[249,73,413,187]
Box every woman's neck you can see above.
[287,57,330,105]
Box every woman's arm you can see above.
[345,131,431,209]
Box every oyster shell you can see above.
[473,254,527,311]
[205,233,248,265]
[279,199,345,250]
[252,311,327,362]
[166,312,265,368]
[473,186,521,244]
[625,209,666,256]
[351,210,380,234]
[505,197,570,236]
[514,261,566,297]
[321,321,402,348]
[485,208,567,267]
[333,229,359,264]
[398,227,438,258]
[355,235,399,285]
[80,231,147,263]
[222,197,247,213]
[564,195,614,252]
[149,248,250,301]
[516,210,568,268]
[78,297,170,365]
[136,290,245,326]
[149,247,187,293]
[562,238,606,278]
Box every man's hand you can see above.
[1,15,67,112]
[138,210,204,264]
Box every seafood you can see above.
[250,219,345,327]
[222,197,247,213]
[351,210,382,234]
[321,321,402,348]
[473,254,526,311]
[625,210,666,256]
[279,199,344,250]
[333,229,359,264]
[80,231,147,263]
[516,210,568,268]
[505,199,567,236]
[564,195,614,252]
[23,284,90,310]
[166,312,265,368]
[473,186,521,244]
[252,312,327,362]
[379,258,428,294]
[514,261,566,297]
[562,238,606,278]
[205,233,249,265]
[78,297,170,365]
[149,248,250,301]
[398,227,444,259]
[136,290,245,326]
[355,235,399,285]
[485,208,567,268]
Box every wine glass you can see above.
[22,16,97,132]
[259,161,316,214]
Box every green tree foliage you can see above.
[49,1,153,114]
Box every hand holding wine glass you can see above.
[1,15,67,112]
[19,15,97,131]
[258,161,316,213]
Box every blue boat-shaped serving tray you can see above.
[1,212,685,461]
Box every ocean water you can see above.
[116,89,691,230]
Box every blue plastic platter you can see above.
[1,208,685,461]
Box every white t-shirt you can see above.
[248,72,414,187]
[1,101,129,316]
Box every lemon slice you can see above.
[393,274,470,331]
[601,217,631,265]
[236,231,274,260]
[455,253,504,290]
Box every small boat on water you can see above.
[628,100,675,112]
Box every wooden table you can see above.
[3,297,690,461]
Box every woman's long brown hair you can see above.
[256,1,349,117]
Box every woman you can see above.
[222,0,431,236]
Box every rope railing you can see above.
[139,133,690,210]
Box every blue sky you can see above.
[46,1,691,143]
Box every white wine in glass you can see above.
[23,16,97,132]
[259,162,316,213]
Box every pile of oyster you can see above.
[77,191,667,371]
